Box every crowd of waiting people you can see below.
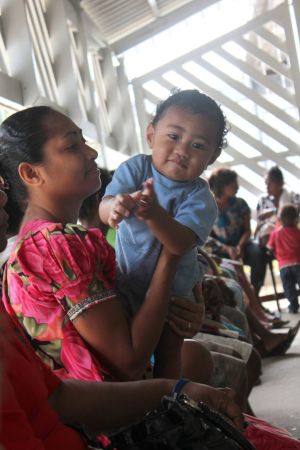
[0,89,299,449]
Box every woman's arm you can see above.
[257,208,276,221]
[50,378,244,433]
[209,233,239,260]
[73,248,180,381]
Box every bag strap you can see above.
[194,400,256,450]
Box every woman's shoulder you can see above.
[9,219,115,289]
[19,219,105,240]
[13,219,112,267]
[18,218,58,237]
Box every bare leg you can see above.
[210,351,248,411]
[226,260,275,323]
[245,347,261,396]
[246,308,293,353]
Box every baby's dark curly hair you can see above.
[152,89,229,153]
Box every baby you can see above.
[99,89,227,377]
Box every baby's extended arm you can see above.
[136,178,197,255]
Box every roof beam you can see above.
[112,0,219,54]
[147,0,159,18]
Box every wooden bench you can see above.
[260,290,300,303]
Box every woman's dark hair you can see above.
[267,166,284,185]
[152,89,229,153]
[0,161,24,235]
[208,166,237,198]
[280,203,299,227]
[4,189,25,235]
[0,106,56,205]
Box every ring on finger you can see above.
[187,322,192,330]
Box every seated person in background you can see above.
[99,89,227,379]
[256,165,300,246]
[201,243,300,357]
[208,166,267,297]
[0,106,212,388]
[267,204,300,314]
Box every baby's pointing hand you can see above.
[135,178,159,220]
[108,192,141,228]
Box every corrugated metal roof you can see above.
[80,0,217,53]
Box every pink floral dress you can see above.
[2,219,116,382]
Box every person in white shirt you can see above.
[255,166,300,247]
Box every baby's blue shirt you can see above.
[105,154,217,315]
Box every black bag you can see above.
[107,394,256,450]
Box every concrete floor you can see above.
[249,300,300,439]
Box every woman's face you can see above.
[265,175,283,198]
[37,112,101,201]
[222,180,238,198]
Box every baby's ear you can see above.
[208,148,221,166]
[146,122,155,147]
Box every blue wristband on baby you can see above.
[172,377,190,399]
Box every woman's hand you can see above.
[223,244,239,260]
[236,245,244,259]
[183,383,245,431]
[167,286,205,338]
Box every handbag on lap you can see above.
[107,394,255,450]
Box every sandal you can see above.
[256,320,300,358]
[270,318,290,329]
[266,321,300,357]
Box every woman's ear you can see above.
[18,162,43,187]
[146,122,155,148]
